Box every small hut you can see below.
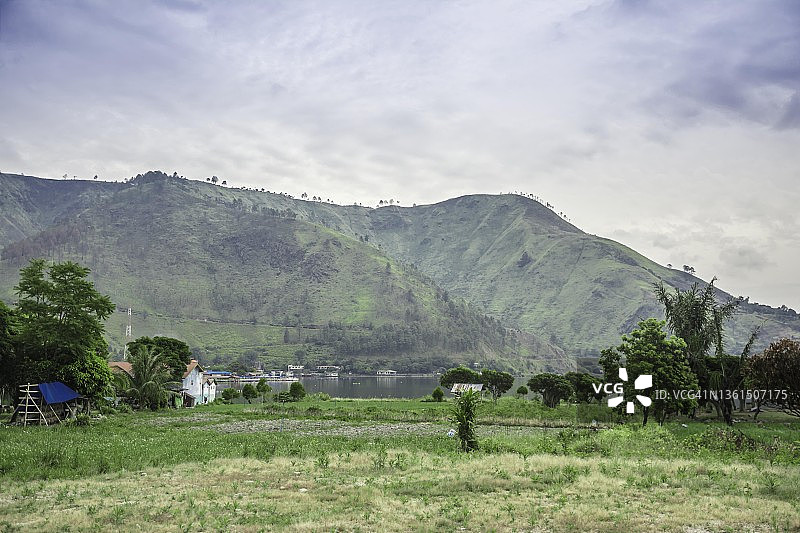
[10,382,82,426]
[451,383,484,397]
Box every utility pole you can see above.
[123,307,132,360]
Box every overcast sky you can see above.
[1,0,798,309]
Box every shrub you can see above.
[747,338,800,417]
[241,384,258,404]
[289,381,306,401]
[432,386,444,402]
[275,391,293,403]
[221,388,240,404]
[451,389,480,452]
[516,385,528,398]
[310,392,331,401]
[99,405,118,416]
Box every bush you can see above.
[310,392,331,401]
[99,405,118,416]
[242,384,258,404]
[289,381,306,401]
[432,387,444,402]
[74,413,91,426]
[221,388,240,404]
[516,385,528,397]
[275,391,293,403]
[451,389,481,452]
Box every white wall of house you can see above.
[182,367,203,402]
[202,379,216,404]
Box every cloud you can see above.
[719,245,772,273]
[0,0,798,307]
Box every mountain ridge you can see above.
[0,172,568,373]
[1,171,798,373]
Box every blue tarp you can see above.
[38,382,79,404]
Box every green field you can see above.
[1,398,799,531]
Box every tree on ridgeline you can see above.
[527,373,573,408]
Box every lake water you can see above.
[221,375,531,399]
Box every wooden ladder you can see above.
[17,384,48,427]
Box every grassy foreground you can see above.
[1,399,799,532]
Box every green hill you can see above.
[2,171,798,373]
[360,194,800,369]
[0,172,566,373]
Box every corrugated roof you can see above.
[451,383,484,393]
[110,359,202,379]
[183,359,203,379]
[109,361,134,377]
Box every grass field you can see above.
[1,398,799,531]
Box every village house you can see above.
[110,359,216,407]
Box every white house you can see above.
[109,359,215,407]
[200,375,216,405]
[182,360,215,406]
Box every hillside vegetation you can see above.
[1,171,798,372]
[0,172,566,373]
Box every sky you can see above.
[1,0,799,309]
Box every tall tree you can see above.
[242,384,258,404]
[606,319,698,426]
[527,373,573,408]
[654,278,753,425]
[746,339,800,418]
[0,301,18,404]
[126,336,192,380]
[654,278,737,373]
[12,259,114,398]
[565,371,602,404]
[481,369,514,402]
[439,366,482,389]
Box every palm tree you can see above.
[123,345,172,410]
[654,278,749,425]
[654,278,737,368]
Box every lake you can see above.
[220,375,531,399]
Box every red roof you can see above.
[109,359,202,379]
[109,361,134,378]
[183,359,203,379]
